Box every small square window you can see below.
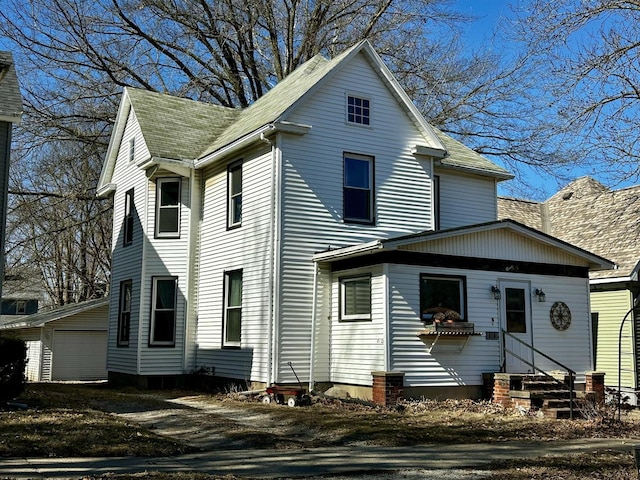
[347,95,370,125]
[16,300,26,315]
[340,276,371,321]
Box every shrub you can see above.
[0,336,26,401]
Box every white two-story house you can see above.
[98,41,613,400]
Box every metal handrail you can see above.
[502,330,576,419]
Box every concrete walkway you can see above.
[0,438,635,479]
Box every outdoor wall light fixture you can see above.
[535,288,546,302]
[491,285,501,300]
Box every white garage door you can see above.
[51,330,108,381]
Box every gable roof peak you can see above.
[548,176,609,203]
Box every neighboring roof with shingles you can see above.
[498,176,640,280]
[0,51,22,123]
[0,298,108,330]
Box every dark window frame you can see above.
[128,137,135,163]
[117,279,132,347]
[339,275,372,322]
[155,178,181,238]
[227,161,243,230]
[419,273,467,324]
[343,153,375,224]
[149,276,177,347]
[123,188,134,246]
[223,269,243,347]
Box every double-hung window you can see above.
[228,162,242,228]
[340,276,371,321]
[224,270,242,347]
[123,188,134,246]
[150,276,177,346]
[344,153,374,223]
[156,178,180,237]
[117,280,132,346]
[420,274,466,324]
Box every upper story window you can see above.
[420,274,466,325]
[123,188,134,246]
[16,300,26,315]
[150,276,177,346]
[155,178,180,238]
[344,153,374,224]
[117,279,132,347]
[128,138,135,163]
[224,269,242,347]
[347,95,370,125]
[339,276,371,321]
[228,161,242,229]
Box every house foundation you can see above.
[371,371,404,406]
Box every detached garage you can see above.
[0,298,108,381]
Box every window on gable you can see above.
[344,153,374,223]
[156,178,180,237]
[347,95,370,125]
[340,276,371,321]
[128,138,135,163]
[150,276,177,346]
[16,300,26,315]
[224,270,242,347]
[118,280,132,347]
[420,274,466,324]
[228,162,242,228]
[123,188,134,246]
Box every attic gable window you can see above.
[155,178,181,238]
[128,138,135,163]
[123,188,134,246]
[347,95,370,125]
[227,161,242,229]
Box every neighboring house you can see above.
[0,298,109,382]
[0,52,23,301]
[98,40,613,401]
[499,176,640,403]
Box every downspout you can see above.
[309,261,319,392]
[263,132,278,385]
[382,263,391,371]
[183,168,198,373]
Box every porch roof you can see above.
[312,219,616,272]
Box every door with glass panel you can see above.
[500,281,533,373]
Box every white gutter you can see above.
[312,240,383,262]
[265,132,276,386]
[308,262,319,392]
[590,275,631,285]
[195,125,276,170]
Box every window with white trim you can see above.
[150,276,177,346]
[16,300,26,315]
[344,153,374,223]
[420,274,466,324]
[228,162,242,228]
[128,138,135,163]
[340,276,371,321]
[224,270,242,346]
[117,280,132,346]
[155,178,180,237]
[123,188,134,246]
[347,95,370,125]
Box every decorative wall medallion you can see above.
[550,301,571,331]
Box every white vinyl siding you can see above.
[331,266,385,385]
[436,170,498,229]
[388,264,592,386]
[107,110,147,375]
[196,146,273,382]
[277,52,437,383]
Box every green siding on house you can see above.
[591,289,635,391]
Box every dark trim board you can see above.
[328,250,590,278]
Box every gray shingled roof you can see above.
[0,51,22,123]
[498,176,640,279]
[0,298,108,330]
[434,128,513,179]
[126,88,240,161]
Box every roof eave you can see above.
[435,162,514,181]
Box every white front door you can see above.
[500,281,534,373]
